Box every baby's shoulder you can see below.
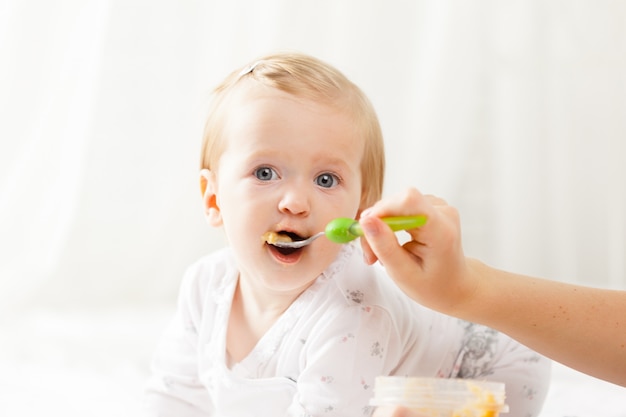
[180,247,238,296]
[329,254,424,322]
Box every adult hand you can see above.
[359,187,476,315]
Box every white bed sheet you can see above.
[1,309,625,416]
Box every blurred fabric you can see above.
[1,1,625,415]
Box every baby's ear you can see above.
[200,169,222,227]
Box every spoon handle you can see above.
[350,215,428,236]
[325,215,427,243]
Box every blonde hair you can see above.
[200,52,385,209]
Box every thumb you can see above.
[360,216,417,275]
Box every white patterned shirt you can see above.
[144,243,550,417]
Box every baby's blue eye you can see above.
[315,173,338,188]
[255,167,277,181]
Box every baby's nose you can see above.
[278,185,311,215]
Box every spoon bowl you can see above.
[270,232,326,249]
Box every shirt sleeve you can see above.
[386,302,551,417]
[285,304,396,417]
[446,321,552,417]
[143,267,214,417]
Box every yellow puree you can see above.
[451,384,500,417]
[407,383,502,417]
[261,232,293,244]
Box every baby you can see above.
[143,52,551,417]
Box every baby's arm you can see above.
[405,305,550,417]
[360,187,626,387]
[143,270,213,416]
[288,306,400,417]
[462,324,551,416]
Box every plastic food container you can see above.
[369,377,509,417]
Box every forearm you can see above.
[456,259,626,386]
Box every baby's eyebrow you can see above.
[316,156,354,171]
[242,148,280,161]
[242,149,356,174]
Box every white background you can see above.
[1,1,625,415]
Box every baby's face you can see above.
[211,84,364,294]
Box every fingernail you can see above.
[360,217,378,236]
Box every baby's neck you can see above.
[225,275,309,363]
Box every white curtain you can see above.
[2,0,625,311]
[2,0,625,313]
[2,1,626,415]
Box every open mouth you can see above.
[279,231,303,242]
[263,231,306,255]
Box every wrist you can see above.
[445,257,490,321]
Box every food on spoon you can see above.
[262,231,293,245]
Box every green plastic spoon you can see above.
[268,215,427,248]
[325,215,428,243]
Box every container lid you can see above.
[369,377,509,414]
